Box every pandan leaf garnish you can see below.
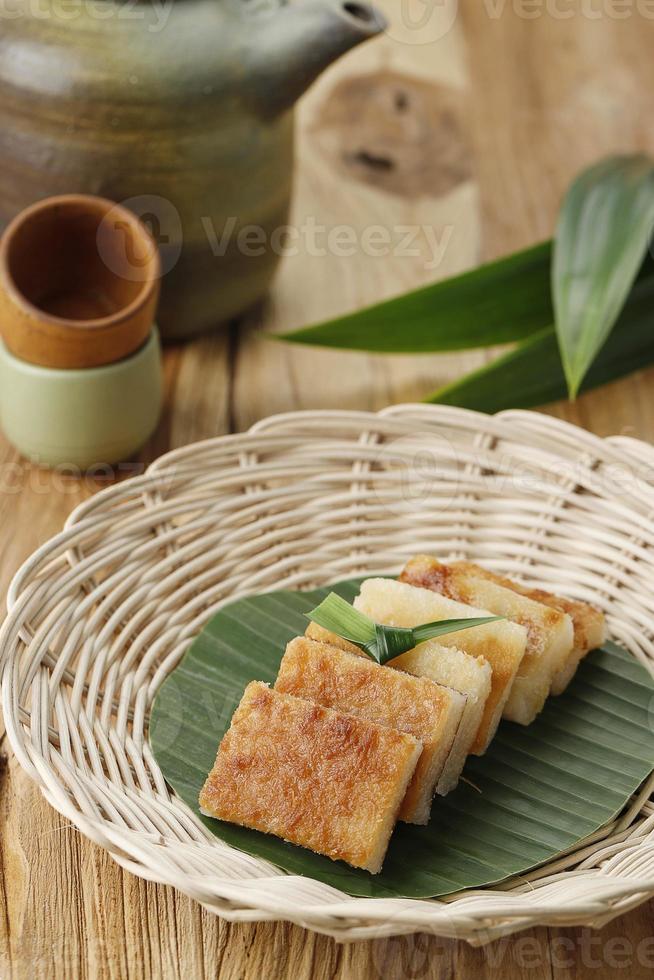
[306,592,502,666]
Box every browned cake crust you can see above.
[400,555,566,642]
[399,554,578,725]
[275,637,464,823]
[199,682,421,873]
[356,576,526,750]
[450,560,606,693]
[304,621,490,794]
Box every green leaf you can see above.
[411,617,501,643]
[308,592,500,665]
[431,273,654,412]
[307,592,377,648]
[150,578,654,900]
[278,241,553,353]
[554,154,654,398]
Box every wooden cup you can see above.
[0,194,161,369]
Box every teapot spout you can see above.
[246,1,387,118]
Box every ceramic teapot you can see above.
[0,0,385,340]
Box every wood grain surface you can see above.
[2,1,654,976]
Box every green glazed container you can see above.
[0,328,163,469]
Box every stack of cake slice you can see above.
[448,560,607,694]
[275,636,466,824]
[399,556,606,711]
[199,555,606,874]
[307,620,492,794]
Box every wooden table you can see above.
[2,2,654,976]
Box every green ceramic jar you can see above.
[0,194,163,468]
[0,328,163,469]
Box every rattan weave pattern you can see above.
[2,405,654,943]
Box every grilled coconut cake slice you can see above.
[400,555,574,724]
[276,637,465,823]
[450,560,606,694]
[352,578,527,754]
[199,681,421,873]
[305,621,491,794]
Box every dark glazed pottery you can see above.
[0,0,386,340]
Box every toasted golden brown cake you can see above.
[400,555,574,724]
[275,637,465,823]
[199,682,421,873]
[450,561,607,694]
[353,578,527,753]
[304,623,491,794]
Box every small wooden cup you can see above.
[0,194,161,369]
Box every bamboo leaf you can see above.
[431,274,654,412]
[150,578,654,900]
[307,592,500,665]
[278,241,553,353]
[554,154,654,397]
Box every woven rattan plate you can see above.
[2,405,654,943]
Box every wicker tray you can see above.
[2,405,654,944]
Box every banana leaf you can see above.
[554,155,654,398]
[431,274,654,412]
[150,578,654,900]
[278,241,553,353]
